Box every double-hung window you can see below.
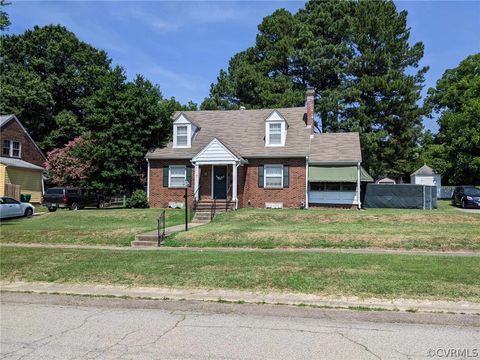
[264,165,283,188]
[2,140,21,158]
[169,165,187,187]
[268,123,282,145]
[176,126,188,147]
[2,140,10,156]
[12,141,21,157]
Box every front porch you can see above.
[193,164,240,208]
[192,138,246,210]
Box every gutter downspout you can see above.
[305,156,309,209]
[357,162,361,210]
[146,159,150,202]
[235,162,240,210]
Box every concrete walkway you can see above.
[1,281,479,314]
[1,242,479,256]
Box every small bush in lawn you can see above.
[126,190,149,208]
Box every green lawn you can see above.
[1,246,479,302]
[0,208,184,246]
[168,201,480,251]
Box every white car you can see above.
[0,197,35,219]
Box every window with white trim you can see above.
[268,123,282,145]
[176,126,188,146]
[264,165,283,188]
[169,165,187,187]
[12,141,21,157]
[2,140,21,158]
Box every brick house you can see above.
[0,114,46,203]
[146,89,372,212]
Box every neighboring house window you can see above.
[1,140,20,158]
[2,140,10,156]
[264,165,283,188]
[169,165,187,187]
[12,141,21,158]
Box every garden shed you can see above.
[410,164,442,198]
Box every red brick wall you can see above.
[1,120,46,167]
[149,158,307,209]
[240,158,306,208]
[148,159,195,208]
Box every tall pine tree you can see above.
[202,0,428,179]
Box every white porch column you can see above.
[194,164,200,201]
[232,163,238,208]
[357,162,361,210]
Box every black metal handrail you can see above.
[191,185,201,222]
[157,209,166,246]
[211,197,217,220]
[192,185,201,211]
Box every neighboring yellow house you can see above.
[0,158,44,203]
[0,114,46,204]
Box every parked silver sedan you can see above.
[0,197,35,219]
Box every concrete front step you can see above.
[131,239,159,247]
[131,223,205,247]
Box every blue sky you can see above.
[5,1,480,132]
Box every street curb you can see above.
[1,282,479,315]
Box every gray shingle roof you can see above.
[411,164,438,176]
[309,133,361,163]
[0,157,45,171]
[147,108,362,163]
[0,114,15,127]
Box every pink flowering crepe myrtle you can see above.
[44,137,93,186]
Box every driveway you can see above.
[1,292,479,360]
[456,207,480,214]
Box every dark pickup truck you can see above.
[42,187,107,212]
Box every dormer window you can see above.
[265,110,287,147]
[173,113,195,148]
[176,125,188,147]
[268,123,282,145]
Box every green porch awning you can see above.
[309,165,373,183]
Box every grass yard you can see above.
[1,246,479,302]
[0,208,184,246]
[168,201,480,251]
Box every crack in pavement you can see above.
[0,309,112,360]
[337,331,382,360]
[394,348,414,359]
[77,329,140,360]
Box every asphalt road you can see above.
[1,292,479,360]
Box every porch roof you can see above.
[192,137,246,164]
[309,165,373,183]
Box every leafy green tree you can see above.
[201,9,305,110]
[342,0,428,178]
[424,54,480,185]
[0,0,11,31]
[202,0,428,179]
[0,25,111,149]
[80,68,175,192]
[1,24,195,192]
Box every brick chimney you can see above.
[305,87,315,131]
